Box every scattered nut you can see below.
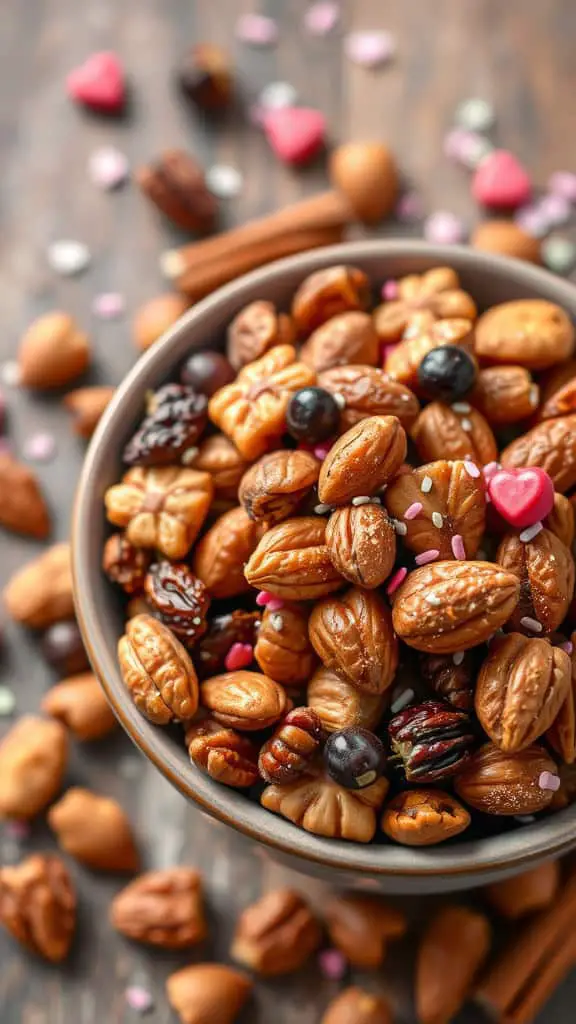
[18,311,90,389]
[416,906,491,1024]
[110,867,206,948]
[63,385,115,437]
[0,452,51,539]
[48,787,140,872]
[471,220,542,263]
[231,888,322,976]
[132,293,190,351]
[330,141,399,224]
[41,672,117,741]
[136,149,217,232]
[321,987,392,1024]
[0,716,68,820]
[166,963,252,1024]
[176,43,233,112]
[484,860,561,920]
[324,895,407,968]
[0,854,76,962]
[3,542,73,628]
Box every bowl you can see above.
[73,239,576,894]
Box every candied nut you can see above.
[412,402,498,466]
[227,300,294,370]
[245,516,343,600]
[189,434,248,500]
[318,364,420,431]
[547,633,576,763]
[0,716,67,820]
[254,603,316,687]
[18,311,90,389]
[291,265,370,336]
[321,987,392,1024]
[0,452,51,539]
[500,414,576,493]
[105,465,213,559]
[307,666,387,734]
[496,528,574,634]
[475,299,575,370]
[193,506,265,599]
[382,789,471,846]
[330,140,399,223]
[118,614,199,724]
[475,633,571,752]
[209,344,315,460]
[0,854,76,962]
[392,560,520,654]
[195,610,260,680]
[166,963,252,1024]
[326,504,396,588]
[384,318,475,392]
[48,787,140,872]
[200,671,287,731]
[41,672,117,741]
[318,416,407,506]
[309,587,398,695]
[420,651,476,710]
[416,906,491,1024]
[471,220,542,263]
[300,311,380,373]
[470,366,539,425]
[239,449,319,524]
[538,360,576,420]
[144,561,210,646]
[231,888,322,976]
[544,493,575,548]
[258,707,323,783]
[324,895,407,969]
[454,742,558,815]
[176,43,233,112]
[110,867,206,948]
[374,267,477,344]
[261,762,388,842]
[102,532,151,594]
[485,861,560,920]
[185,716,259,787]
[63,385,115,438]
[3,542,73,628]
[132,293,190,352]
[136,149,217,232]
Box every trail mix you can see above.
[103,263,576,847]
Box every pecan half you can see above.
[412,402,498,466]
[166,963,252,1024]
[0,716,68,820]
[244,517,343,600]
[475,299,574,369]
[416,906,491,1024]
[326,504,396,588]
[110,867,206,948]
[381,789,471,846]
[496,528,574,634]
[0,855,75,962]
[258,707,323,784]
[318,364,420,431]
[454,742,558,814]
[118,614,199,724]
[254,603,316,687]
[136,149,216,232]
[318,416,407,505]
[324,896,407,968]
[384,318,475,391]
[500,414,576,493]
[200,671,287,731]
[291,265,370,335]
[373,267,477,343]
[300,311,380,372]
[230,889,322,976]
[185,717,259,787]
[227,300,294,370]
[309,587,398,695]
[470,365,539,424]
[239,449,319,523]
[307,666,387,733]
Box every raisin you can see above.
[144,562,210,647]
[388,700,476,783]
[195,610,260,679]
[123,384,208,466]
[102,532,151,594]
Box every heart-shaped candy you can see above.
[472,150,532,209]
[67,52,126,113]
[488,468,555,529]
[262,107,326,165]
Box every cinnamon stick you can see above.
[504,932,576,1024]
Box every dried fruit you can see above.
[189,434,248,500]
[0,716,67,820]
[185,717,259,787]
[18,311,90,389]
[132,293,190,352]
[307,666,387,734]
[300,311,380,372]
[318,363,420,431]
[324,728,385,789]
[230,888,322,976]
[200,670,287,731]
[123,384,207,466]
[258,707,323,783]
[420,651,476,710]
[324,895,407,969]
[166,963,251,1024]
[454,742,558,814]
[176,43,232,112]
[291,265,370,336]
[309,587,398,695]
[496,528,574,634]
[193,506,264,598]
[244,517,343,600]
[321,988,392,1024]
[41,672,117,741]
[48,787,140,872]
[239,449,319,523]
[470,365,539,425]
[501,414,576,493]
[384,319,474,392]
[254,603,316,687]
[389,700,475,782]
[227,300,294,370]
[412,401,498,466]
[144,561,210,646]
[110,867,206,948]
[382,789,471,846]
[0,855,76,962]
[416,906,491,1024]
[0,452,51,539]
[318,416,407,505]
[3,542,74,628]
[374,267,477,343]
[41,619,89,675]
[195,610,260,680]
[63,385,115,437]
[475,299,575,369]
[326,504,396,588]
[180,350,235,397]
[136,149,217,232]
[118,614,199,724]
[102,532,151,594]
[484,861,560,919]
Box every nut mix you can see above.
[102,263,576,848]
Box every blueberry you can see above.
[286,387,340,443]
[323,728,385,790]
[417,345,477,402]
[180,350,235,397]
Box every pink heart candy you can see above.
[67,52,126,113]
[488,468,555,529]
[472,150,532,209]
[262,107,326,166]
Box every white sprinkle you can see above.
[314,503,332,515]
[460,417,473,432]
[391,688,415,714]
[1,361,21,387]
[515,815,536,825]
[432,512,443,529]
[455,98,495,133]
[452,401,471,413]
[453,652,465,666]
[463,459,481,478]
[181,446,199,465]
[258,80,298,109]
[520,616,543,634]
[529,384,539,407]
[420,475,433,493]
[47,239,91,276]
[192,617,201,625]
[519,521,543,543]
[206,164,243,199]
[332,392,346,410]
[352,495,380,506]
[426,593,442,606]
[0,687,16,716]
[199,651,211,661]
[88,146,129,189]
[392,518,408,536]
[270,614,284,632]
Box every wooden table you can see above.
[1,1,576,1021]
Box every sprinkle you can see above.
[4,819,30,840]
[452,401,471,413]
[561,641,573,655]
[256,590,273,607]
[404,501,423,520]
[426,593,442,606]
[88,145,129,189]
[352,495,380,506]
[453,651,465,666]
[463,460,481,478]
[181,446,199,466]
[432,512,443,529]
[259,81,298,109]
[47,239,90,276]
[318,948,347,980]
[423,210,465,245]
[386,567,407,595]
[548,171,576,202]
[0,361,21,387]
[459,419,472,434]
[396,191,424,222]
[483,461,501,482]
[390,686,415,713]
[92,291,125,319]
[225,643,253,671]
[519,521,543,543]
[520,616,543,634]
[538,192,572,227]
[381,279,399,301]
[415,549,440,566]
[125,986,154,1014]
[314,503,332,515]
[0,687,16,716]
[269,614,284,632]
[267,597,285,613]
[332,392,346,410]
[514,205,550,238]
[515,815,536,825]
[313,441,333,460]
[455,98,495,133]
[528,384,539,408]
[539,771,561,793]
[236,13,278,46]
[420,476,433,494]
[22,432,56,462]
[451,534,466,560]
[444,128,493,169]
[392,518,408,536]
[542,236,576,275]
[304,2,339,36]
[206,164,243,199]
[344,31,396,68]
[192,616,201,626]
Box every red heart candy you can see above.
[67,52,126,113]
[262,107,326,166]
[472,150,532,209]
[488,468,555,529]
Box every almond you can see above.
[309,587,398,694]
[244,517,343,600]
[166,963,252,1024]
[412,402,498,466]
[470,365,539,424]
[454,742,558,814]
[0,453,51,538]
[0,716,68,820]
[48,787,140,872]
[3,542,73,628]
[63,385,115,438]
[325,504,396,588]
[496,528,574,634]
[307,665,387,733]
[475,299,574,369]
[200,671,287,730]
[416,906,491,1024]
[321,987,392,1024]
[318,364,420,431]
[471,220,542,263]
[500,414,576,493]
[193,506,264,599]
[18,311,90,388]
[41,672,117,741]
[239,449,319,523]
[318,416,407,505]
[382,789,471,847]
[547,632,576,764]
[254,602,317,687]
[300,311,380,372]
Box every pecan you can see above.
[318,364,420,431]
[420,651,476,710]
[470,365,539,424]
[381,789,471,846]
[208,344,315,460]
[545,493,574,548]
[373,267,477,343]
[110,867,206,948]
[384,318,475,391]
[485,861,560,920]
[454,742,558,814]
[227,300,294,369]
[300,311,380,372]
[200,671,287,730]
[196,610,260,680]
[326,504,396,588]
[0,452,50,539]
[193,506,265,599]
[307,665,386,733]
[48,787,140,872]
[244,516,343,600]
[136,149,217,232]
[144,562,210,646]
[118,614,199,724]
[392,561,520,654]
[318,416,407,505]
[189,434,248,500]
[416,906,491,1024]
[500,414,576,493]
[324,895,407,968]
[411,402,498,466]
[102,532,151,594]
[496,528,574,634]
[166,963,252,1024]
[41,672,117,741]
[547,633,576,763]
[104,465,213,559]
[0,716,67,820]
[254,603,316,687]
[63,385,115,438]
[185,717,259,787]
[475,633,571,752]
[539,360,576,420]
[230,888,322,976]
[0,855,75,962]
[291,265,370,336]
[258,707,323,783]
[322,987,392,1024]
[239,449,319,523]
[3,542,74,628]
[309,587,398,695]
[475,299,575,369]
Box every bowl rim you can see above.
[73,238,576,879]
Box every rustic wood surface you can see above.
[1,1,576,1021]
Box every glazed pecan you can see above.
[470,365,539,425]
[110,867,206,948]
[244,517,343,600]
[416,907,491,1024]
[318,416,407,505]
[324,895,407,968]
[41,672,117,741]
[102,533,151,594]
[193,506,265,599]
[185,716,259,787]
[539,360,576,420]
[48,787,140,872]
[309,587,398,695]
[318,364,420,431]
[239,449,319,523]
[500,414,576,493]
[454,742,558,814]
[545,493,575,548]
[0,855,75,962]
[384,318,475,392]
[412,402,498,466]
[200,671,287,731]
[254,603,316,687]
[231,889,322,976]
[496,528,574,634]
[227,300,294,370]
[0,716,68,820]
[291,265,370,335]
[188,434,248,500]
[373,267,477,343]
[3,542,74,628]
[485,862,560,920]
[475,299,575,369]
[136,149,216,232]
[196,610,260,680]
[326,504,396,588]
[322,988,392,1024]
[300,311,380,372]
[144,562,210,646]
[118,614,199,724]
[166,963,252,1024]
[258,707,323,784]
[420,651,476,710]
[382,789,471,846]
[307,666,387,733]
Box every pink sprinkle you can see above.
[256,590,273,607]
[415,549,440,566]
[538,192,572,227]
[88,146,129,190]
[381,279,399,301]
[318,948,347,980]
[561,641,573,655]
[225,643,254,671]
[236,13,278,46]
[304,2,339,36]
[538,771,561,793]
[92,291,125,319]
[396,191,424,222]
[451,534,466,560]
[344,31,396,68]
[463,459,481,478]
[4,820,31,841]
[548,171,576,202]
[314,440,334,460]
[514,205,550,239]
[424,210,465,245]
[483,461,501,483]
[386,567,407,596]
[267,597,285,612]
[404,501,423,520]
[125,986,154,1013]
[444,128,489,167]
[23,432,56,462]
